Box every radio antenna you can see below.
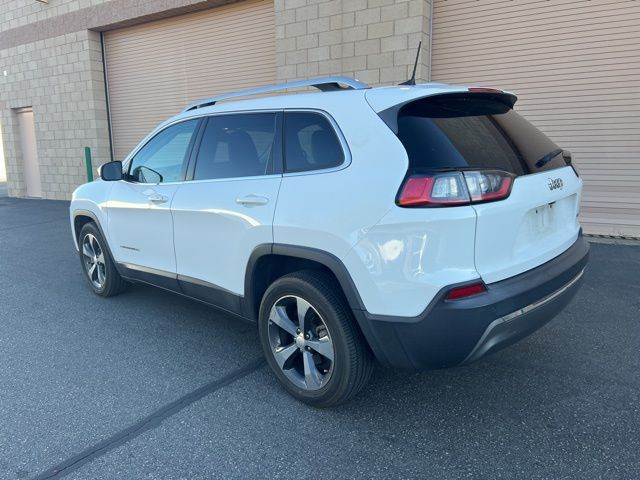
[400,41,422,86]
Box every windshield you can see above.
[396,94,567,175]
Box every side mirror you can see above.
[100,161,123,181]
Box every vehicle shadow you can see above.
[122,279,590,423]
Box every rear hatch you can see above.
[380,90,582,283]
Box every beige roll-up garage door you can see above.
[431,0,640,238]
[104,0,276,161]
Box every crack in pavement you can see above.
[30,357,265,480]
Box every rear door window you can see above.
[396,95,566,175]
[193,113,277,180]
[284,112,344,172]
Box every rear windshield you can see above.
[396,94,566,175]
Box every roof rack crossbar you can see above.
[182,76,369,112]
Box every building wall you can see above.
[0,30,109,199]
[275,0,431,85]
[1,0,91,32]
[0,0,238,199]
[0,122,6,182]
[430,0,640,238]
[0,0,433,199]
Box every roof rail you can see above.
[182,76,369,112]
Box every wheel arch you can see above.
[72,210,99,246]
[72,209,120,273]
[243,244,366,322]
[244,244,395,366]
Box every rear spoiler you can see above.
[378,89,518,134]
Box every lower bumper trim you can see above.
[498,268,585,324]
[461,267,586,366]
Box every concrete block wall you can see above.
[1,0,86,31]
[275,0,432,85]
[0,125,6,182]
[0,0,433,199]
[0,0,264,199]
[0,30,110,199]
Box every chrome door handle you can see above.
[147,193,169,204]
[236,194,269,206]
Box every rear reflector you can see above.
[397,170,514,207]
[446,282,487,300]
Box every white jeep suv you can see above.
[70,77,589,407]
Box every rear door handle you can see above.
[147,193,169,204]
[236,194,269,206]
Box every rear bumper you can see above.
[354,235,589,369]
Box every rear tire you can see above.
[78,222,127,297]
[258,270,374,407]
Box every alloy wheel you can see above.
[267,295,335,391]
[82,233,107,289]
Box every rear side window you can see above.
[284,112,344,172]
[396,95,566,175]
[193,113,277,180]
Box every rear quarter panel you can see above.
[272,93,481,317]
[343,205,479,317]
[273,94,407,258]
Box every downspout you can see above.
[100,31,115,162]
[428,0,434,81]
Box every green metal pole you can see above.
[84,146,94,182]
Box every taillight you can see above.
[397,173,469,206]
[397,170,514,207]
[463,170,513,202]
[446,282,487,300]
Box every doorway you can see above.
[16,107,42,198]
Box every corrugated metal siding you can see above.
[104,0,276,161]
[432,0,640,237]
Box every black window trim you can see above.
[184,110,284,183]
[282,108,351,176]
[122,117,204,185]
[120,108,350,184]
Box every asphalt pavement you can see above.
[0,197,638,480]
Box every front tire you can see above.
[258,270,374,407]
[78,222,127,297]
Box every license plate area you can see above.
[533,203,555,234]
[526,194,577,239]
[472,167,581,284]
